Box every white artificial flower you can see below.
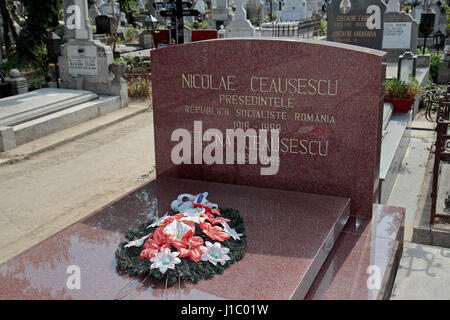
[221,221,244,241]
[171,192,219,213]
[162,219,193,239]
[201,241,231,266]
[124,233,151,248]
[180,214,206,224]
[179,206,206,224]
[148,213,170,228]
[150,248,181,274]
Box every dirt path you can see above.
[0,108,155,264]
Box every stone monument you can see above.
[247,0,265,25]
[59,0,128,107]
[208,0,233,29]
[4,69,28,95]
[382,0,419,62]
[327,0,387,50]
[225,0,257,37]
[152,38,386,217]
[281,0,306,22]
[0,38,405,300]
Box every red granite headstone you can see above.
[152,38,386,217]
[191,30,218,42]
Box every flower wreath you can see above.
[115,192,247,285]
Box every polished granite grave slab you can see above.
[0,177,350,300]
[306,204,405,300]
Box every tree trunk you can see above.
[2,13,10,52]
[0,0,18,42]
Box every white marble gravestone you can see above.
[59,0,128,107]
[247,0,265,25]
[280,0,306,22]
[305,0,319,18]
[383,7,419,62]
[225,0,257,37]
[386,0,400,13]
[209,0,233,29]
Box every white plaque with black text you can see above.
[382,22,412,49]
[67,46,98,76]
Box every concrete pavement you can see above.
[391,242,450,300]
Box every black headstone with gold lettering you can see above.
[327,0,387,50]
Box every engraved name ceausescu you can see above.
[180,73,338,158]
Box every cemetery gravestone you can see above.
[0,37,405,301]
[429,0,447,33]
[327,0,387,50]
[247,0,265,25]
[382,9,419,62]
[59,0,128,107]
[225,0,257,37]
[385,0,400,13]
[152,38,387,217]
[281,0,306,22]
[208,0,233,29]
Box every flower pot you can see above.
[384,98,415,113]
[110,63,127,85]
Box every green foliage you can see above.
[319,18,327,36]
[385,76,424,99]
[128,76,150,97]
[124,27,137,42]
[112,57,127,65]
[118,0,137,13]
[447,6,450,37]
[0,55,23,74]
[187,20,209,30]
[430,53,441,83]
[28,74,47,91]
[120,55,150,71]
[115,208,247,286]
[415,48,442,84]
[402,5,411,13]
[417,47,431,54]
[17,0,59,62]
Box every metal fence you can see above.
[123,69,152,99]
[260,17,322,39]
[425,83,450,223]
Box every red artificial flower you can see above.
[159,213,185,228]
[139,237,172,261]
[172,236,204,263]
[202,211,231,225]
[193,203,221,216]
[200,222,230,242]
[140,216,195,261]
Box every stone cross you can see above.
[234,0,247,20]
[386,0,400,13]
